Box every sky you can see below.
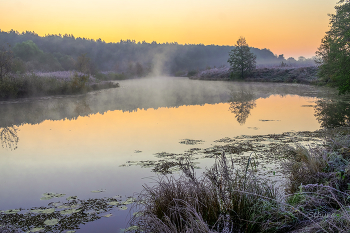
[0,0,338,58]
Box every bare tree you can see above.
[228,37,256,79]
[0,44,13,81]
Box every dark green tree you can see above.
[316,0,350,94]
[12,40,43,61]
[0,44,13,81]
[228,37,256,79]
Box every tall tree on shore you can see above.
[228,37,256,79]
[316,0,350,94]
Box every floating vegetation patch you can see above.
[120,130,324,175]
[91,189,106,193]
[118,206,128,210]
[134,150,142,153]
[179,139,204,145]
[40,193,65,200]
[31,208,55,214]
[3,209,20,215]
[66,196,77,201]
[247,127,259,130]
[43,219,59,226]
[0,193,137,233]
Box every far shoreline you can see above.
[188,66,319,85]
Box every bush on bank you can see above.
[0,72,118,99]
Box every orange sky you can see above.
[0,0,337,58]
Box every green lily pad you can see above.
[91,189,106,193]
[30,228,44,232]
[67,231,76,233]
[123,198,136,205]
[40,193,65,200]
[31,208,55,214]
[60,209,81,215]
[103,213,113,218]
[107,201,119,205]
[118,206,127,210]
[4,209,20,214]
[44,218,59,226]
[66,196,77,201]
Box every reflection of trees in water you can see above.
[229,91,256,125]
[314,99,350,128]
[0,126,19,150]
[73,98,92,117]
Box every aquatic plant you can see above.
[0,192,136,232]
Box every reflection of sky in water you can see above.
[0,78,328,232]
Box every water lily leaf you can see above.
[103,213,113,217]
[44,219,59,226]
[31,208,55,214]
[123,198,136,205]
[30,228,44,232]
[67,231,76,233]
[66,196,77,201]
[91,189,106,193]
[107,201,119,205]
[118,206,127,210]
[114,195,122,199]
[60,209,81,215]
[51,202,62,207]
[4,209,20,214]
[40,193,65,200]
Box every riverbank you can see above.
[189,66,319,84]
[0,71,119,99]
[129,127,350,232]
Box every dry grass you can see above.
[128,128,350,233]
[129,154,294,233]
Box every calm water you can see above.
[0,77,347,232]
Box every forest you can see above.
[0,30,315,77]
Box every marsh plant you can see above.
[129,128,350,233]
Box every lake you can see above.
[0,77,347,232]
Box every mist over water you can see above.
[0,77,345,232]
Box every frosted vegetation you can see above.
[0,191,136,233]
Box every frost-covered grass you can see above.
[128,128,350,233]
[0,72,118,99]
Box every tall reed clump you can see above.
[129,154,296,233]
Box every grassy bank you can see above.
[0,72,119,99]
[128,127,350,232]
[189,66,319,84]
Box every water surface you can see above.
[0,77,346,232]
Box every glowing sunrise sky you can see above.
[0,0,337,58]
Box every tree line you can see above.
[0,30,314,77]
